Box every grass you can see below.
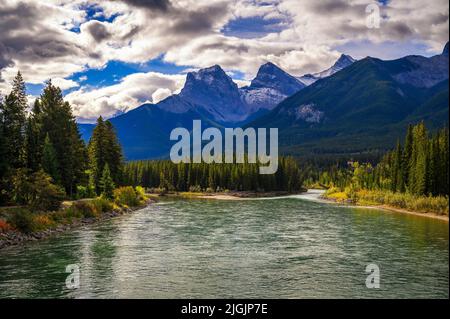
[1,187,149,234]
[325,187,449,216]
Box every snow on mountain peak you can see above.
[249,61,305,96]
[442,42,449,56]
[333,54,356,69]
[298,54,356,85]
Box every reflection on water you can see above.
[0,195,448,298]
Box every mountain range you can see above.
[79,43,449,160]
[251,42,449,155]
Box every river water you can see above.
[0,191,448,298]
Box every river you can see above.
[0,190,448,298]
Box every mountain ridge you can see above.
[249,43,449,156]
[79,43,448,160]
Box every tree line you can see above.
[123,157,306,193]
[0,72,124,208]
[317,123,449,197]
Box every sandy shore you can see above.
[321,197,449,222]
[368,204,449,222]
[198,194,245,200]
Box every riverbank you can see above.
[322,190,449,222]
[0,188,153,250]
[161,189,450,222]
[147,190,306,200]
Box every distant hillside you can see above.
[250,44,449,156]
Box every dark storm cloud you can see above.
[430,13,449,25]
[0,1,37,29]
[168,3,228,35]
[0,1,84,66]
[86,21,112,42]
[198,42,250,54]
[311,0,350,14]
[0,44,12,69]
[0,43,12,81]
[120,0,172,12]
[388,21,413,38]
[0,2,37,74]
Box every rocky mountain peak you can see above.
[333,54,356,70]
[442,42,449,56]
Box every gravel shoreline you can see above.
[0,201,153,250]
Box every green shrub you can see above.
[188,185,202,193]
[76,186,88,200]
[11,169,65,211]
[32,214,55,231]
[61,206,83,220]
[29,171,65,211]
[114,186,140,207]
[135,186,146,201]
[72,201,98,218]
[8,209,36,233]
[354,190,449,215]
[92,197,114,213]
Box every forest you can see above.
[123,157,305,193]
[0,72,126,209]
[318,123,449,215]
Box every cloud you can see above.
[65,71,186,122]
[52,78,79,90]
[0,0,94,85]
[152,88,173,103]
[83,20,112,42]
[0,0,448,121]
[120,0,172,12]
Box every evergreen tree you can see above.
[12,71,27,110]
[42,134,60,184]
[0,109,7,181]
[88,117,124,191]
[409,123,428,196]
[100,164,115,199]
[38,80,87,196]
[393,141,403,192]
[104,120,123,184]
[402,125,414,190]
[0,72,27,169]
[88,116,107,192]
[25,100,43,172]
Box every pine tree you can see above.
[393,141,403,192]
[440,128,449,195]
[0,124,9,205]
[42,134,60,184]
[38,80,87,196]
[409,123,428,196]
[0,111,8,183]
[100,164,115,199]
[0,72,27,169]
[25,99,43,172]
[104,120,123,184]
[88,116,106,192]
[88,117,124,191]
[12,71,27,110]
[402,125,414,191]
